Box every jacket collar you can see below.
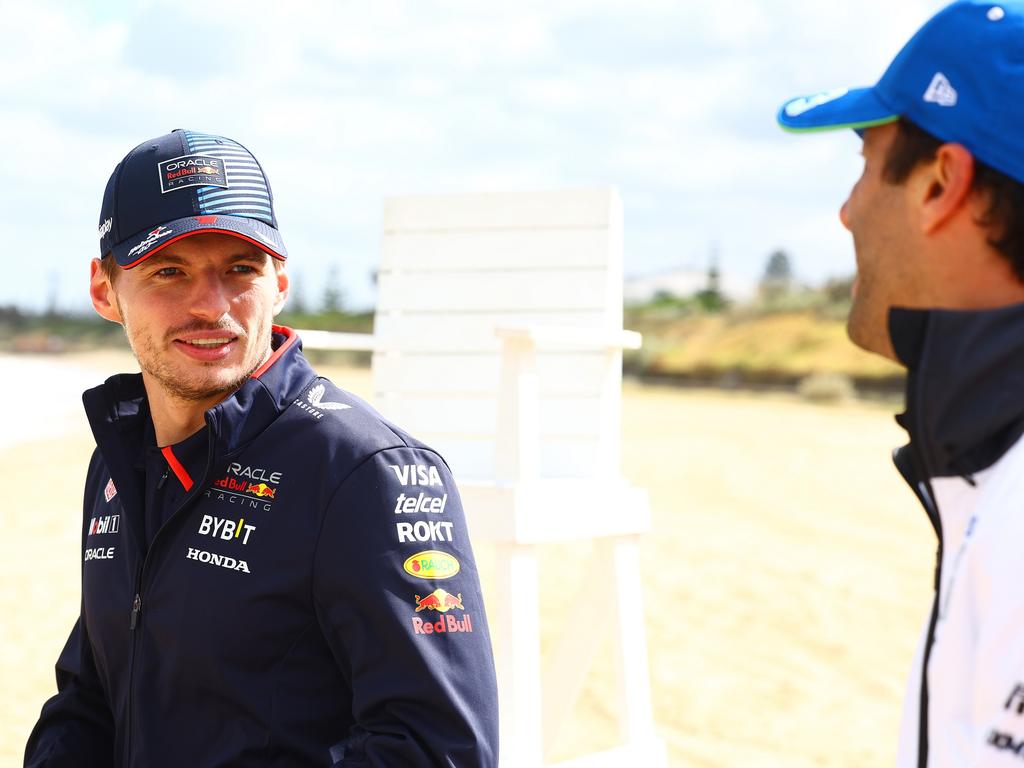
[890,304,1024,478]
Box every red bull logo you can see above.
[246,483,276,499]
[414,589,464,614]
[410,589,472,635]
[213,476,250,493]
[411,613,473,635]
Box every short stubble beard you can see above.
[119,306,271,403]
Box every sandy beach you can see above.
[1,352,931,766]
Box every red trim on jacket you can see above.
[252,326,297,380]
[160,446,194,492]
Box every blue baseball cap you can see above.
[778,1,1024,185]
[98,129,287,268]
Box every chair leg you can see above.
[598,536,659,746]
[494,542,543,766]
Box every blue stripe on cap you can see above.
[185,130,274,225]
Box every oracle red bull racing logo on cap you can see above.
[158,154,228,193]
[403,550,460,580]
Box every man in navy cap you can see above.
[24,129,499,767]
[780,1,1024,765]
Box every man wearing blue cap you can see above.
[780,1,1024,765]
[23,129,499,767]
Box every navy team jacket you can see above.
[24,327,500,767]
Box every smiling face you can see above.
[91,233,288,406]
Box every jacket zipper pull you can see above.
[130,593,142,630]
[157,467,170,490]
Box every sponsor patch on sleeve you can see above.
[410,589,474,635]
[402,550,460,579]
[104,477,117,502]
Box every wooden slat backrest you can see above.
[373,188,624,480]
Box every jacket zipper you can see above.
[124,468,166,765]
[123,429,217,767]
[124,573,143,766]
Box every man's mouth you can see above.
[172,332,242,360]
[181,337,235,347]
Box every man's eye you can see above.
[231,264,259,274]
[155,267,180,277]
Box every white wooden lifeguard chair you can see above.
[298,188,664,767]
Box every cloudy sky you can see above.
[2,0,945,312]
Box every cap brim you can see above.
[113,214,288,268]
[777,86,899,133]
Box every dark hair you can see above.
[883,118,1024,283]
[99,253,119,285]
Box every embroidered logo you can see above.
[127,226,172,258]
[294,383,351,420]
[308,383,349,411]
[104,477,117,502]
[89,514,119,535]
[414,588,464,613]
[923,73,957,107]
[158,154,229,194]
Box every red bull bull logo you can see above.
[414,589,464,613]
[246,483,276,499]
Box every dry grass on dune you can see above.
[2,354,932,766]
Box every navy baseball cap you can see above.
[778,1,1024,185]
[98,129,287,268]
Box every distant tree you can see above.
[760,249,794,302]
[706,259,721,295]
[289,271,309,315]
[695,248,728,312]
[45,271,60,318]
[824,274,856,304]
[321,265,344,313]
[763,250,793,284]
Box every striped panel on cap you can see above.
[184,130,274,225]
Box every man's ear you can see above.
[273,262,290,317]
[918,142,975,234]
[90,259,123,324]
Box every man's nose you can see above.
[190,273,231,320]
[839,198,851,231]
